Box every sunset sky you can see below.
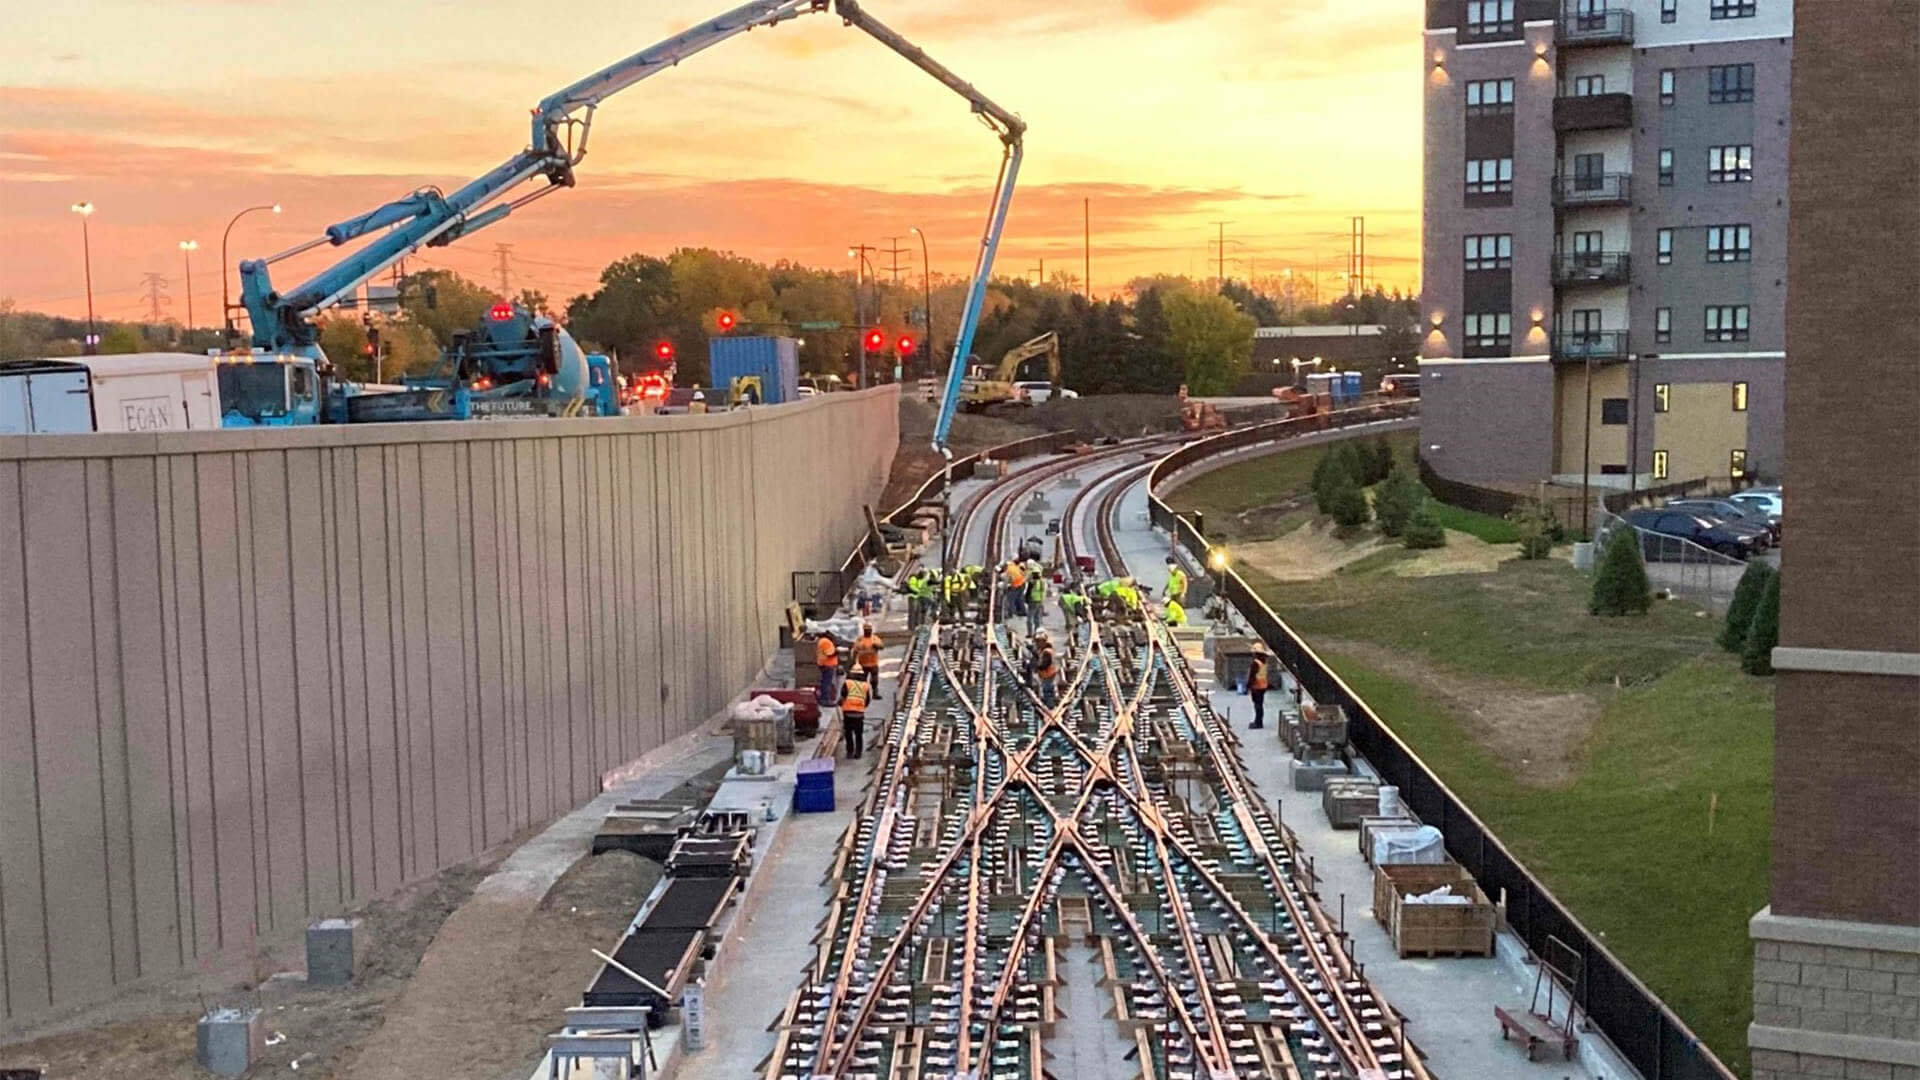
[2,0,1422,323]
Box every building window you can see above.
[1732,381,1749,411]
[1730,448,1749,478]
[1654,383,1671,413]
[1711,0,1757,19]
[1464,312,1512,349]
[1709,144,1754,183]
[1465,0,1517,36]
[1660,69,1676,106]
[1707,224,1753,263]
[1466,78,1515,116]
[1660,0,1677,22]
[1571,230,1603,265]
[1655,308,1672,344]
[1652,450,1670,479]
[1706,305,1751,342]
[1573,74,1606,96]
[1466,157,1514,195]
[1600,464,1628,476]
[1658,148,1675,186]
[1658,228,1674,265]
[1601,398,1630,425]
[1464,234,1513,271]
[1708,63,1756,103]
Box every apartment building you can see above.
[1419,0,1793,489]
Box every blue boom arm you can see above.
[827,0,1026,456]
[239,0,819,351]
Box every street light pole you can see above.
[178,240,198,332]
[221,203,281,347]
[848,244,878,388]
[70,203,96,354]
[910,226,933,382]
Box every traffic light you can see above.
[895,334,916,355]
[654,341,676,363]
[715,310,738,333]
[863,328,886,352]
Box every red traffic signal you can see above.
[863,329,887,352]
[895,334,917,355]
[488,303,514,322]
[715,311,738,333]
[654,341,676,362]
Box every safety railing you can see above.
[1146,423,1740,1080]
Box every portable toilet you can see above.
[1342,371,1363,402]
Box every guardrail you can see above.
[1147,422,1740,1080]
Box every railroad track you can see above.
[763,433,1431,1080]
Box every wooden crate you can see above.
[1372,863,1495,958]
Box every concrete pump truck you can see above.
[226,0,1023,433]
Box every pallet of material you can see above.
[639,876,740,933]
[1358,816,1426,866]
[1321,778,1381,829]
[1372,863,1495,958]
[590,801,698,860]
[1299,701,1348,748]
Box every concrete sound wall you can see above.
[0,385,897,1025]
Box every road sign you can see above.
[797,321,842,331]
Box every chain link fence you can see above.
[1592,510,1756,613]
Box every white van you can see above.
[0,360,95,433]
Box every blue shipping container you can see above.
[709,336,800,405]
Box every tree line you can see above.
[2,251,1417,397]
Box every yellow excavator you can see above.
[958,331,1060,411]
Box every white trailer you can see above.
[0,353,225,434]
[0,360,96,434]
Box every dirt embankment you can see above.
[0,848,661,1080]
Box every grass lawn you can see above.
[1168,429,1418,524]
[1250,559,1773,1075]
[1422,499,1521,543]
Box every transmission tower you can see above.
[494,244,514,297]
[140,272,172,322]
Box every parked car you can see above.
[1619,506,1768,560]
[1730,487,1784,523]
[1014,380,1078,404]
[1665,497,1780,545]
[1379,373,1421,398]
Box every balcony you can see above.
[1553,91,1633,132]
[1553,331,1631,364]
[1552,172,1632,208]
[1557,6,1633,47]
[1552,252,1632,287]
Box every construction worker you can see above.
[1116,577,1142,617]
[1248,650,1270,730]
[1163,598,1188,628]
[1025,564,1047,635]
[904,570,932,629]
[1059,586,1089,645]
[854,623,883,676]
[1164,558,1189,606]
[814,630,840,705]
[1093,578,1122,619]
[839,665,871,759]
[1033,631,1059,708]
[1003,558,1028,621]
[945,568,969,620]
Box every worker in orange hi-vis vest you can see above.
[1249,651,1270,730]
[839,666,871,759]
[815,632,840,706]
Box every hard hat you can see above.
[692,390,705,400]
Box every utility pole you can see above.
[141,272,171,323]
[1211,221,1230,290]
[879,237,911,286]
[1083,198,1091,301]
[1350,216,1367,298]
[178,240,198,332]
[494,243,514,297]
[849,243,878,387]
